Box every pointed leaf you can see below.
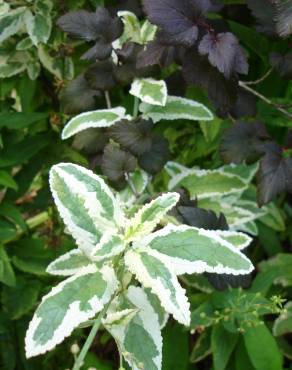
[62,107,127,139]
[46,249,92,276]
[105,286,163,370]
[133,224,254,275]
[140,96,213,123]
[124,249,190,325]
[49,163,123,254]
[90,233,125,262]
[0,7,26,43]
[169,168,247,200]
[130,78,167,106]
[25,265,118,358]
[125,192,179,241]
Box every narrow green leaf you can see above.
[243,324,283,370]
[0,112,47,129]
[0,245,16,287]
[212,325,238,370]
[0,170,18,190]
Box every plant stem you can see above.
[243,68,273,85]
[133,96,139,118]
[105,91,112,109]
[238,81,292,119]
[72,304,109,370]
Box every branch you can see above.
[238,81,292,120]
[242,68,273,85]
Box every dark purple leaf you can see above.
[275,0,292,37]
[101,143,137,183]
[137,38,177,68]
[246,0,277,36]
[108,118,153,155]
[257,142,292,206]
[220,121,269,164]
[198,32,248,78]
[230,88,257,119]
[270,52,292,79]
[143,0,211,46]
[60,74,101,115]
[207,273,251,290]
[57,7,123,60]
[72,129,109,155]
[138,135,170,174]
[182,51,238,111]
[84,60,116,91]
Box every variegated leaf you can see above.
[49,163,123,255]
[61,107,127,139]
[221,163,259,184]
[133,224,253,276]
[165,161,189,177]
[169,168,246,200]
[214,230,252,250]
[90,233,125,262]
[124,249,190,325]
[46,249,92,276]
[130,78,168,106]
[144,288,169,329]
[24,9,52,46]
[125,192,179,241]
[140,96,213,123]
[0,7,26,43]
[118,169,150,207]
[117,11,142,46]
[104,286,163,370]
[25,265,118,358]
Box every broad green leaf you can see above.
[0,202,27,231]
[130,78,168,106]
[162,321,189,370]
[25,264,118,358]
[105,286,162,370]
[90,233,125,262]
[125,249,190,325]
[273,302,292,337]
[0,170,18,190]
[190,330,211,363]
[169,168,246,200]
[235,339,254,370]
[2,278,41,320]
[221,163,259,184]
[140,96,213,123]
[0,7,26,43]
[0,245,16,287]
[62,107,127,139]
[133,225,253,276]
[211,325,238,370]
[46,249,92,276]
[16,36,33,50]
[24,9,52,45]
[125,192,179,241]
[0,112,47,129]
[49,163,123,254]
[243,324,283,370]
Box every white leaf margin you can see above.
[133,224,254,276]
[61,107,127,139]
[25,264,118,358]
[46,249,91,276]
[130,78,168,106]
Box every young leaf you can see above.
[104,286,162,370]
[25,264,118,358]
[49,163,123,254]
[243,324,283,370]
[90,233,125,262]
[168,168,246,200]
[46,249,92,276]
[130,78,167,106]
[124,249,190,325]
[0,170,18,190]
[125,192,179,241]
[61,107,126,139]
[132,224,254,276]
[140,96,213,123]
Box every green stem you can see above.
[72,304,109,370]
[105,91,112,109]
[133,96,139,118]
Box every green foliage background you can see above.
[0,0,292,369]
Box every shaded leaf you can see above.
[138,135,170,174]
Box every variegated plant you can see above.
[25,162,254,370]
